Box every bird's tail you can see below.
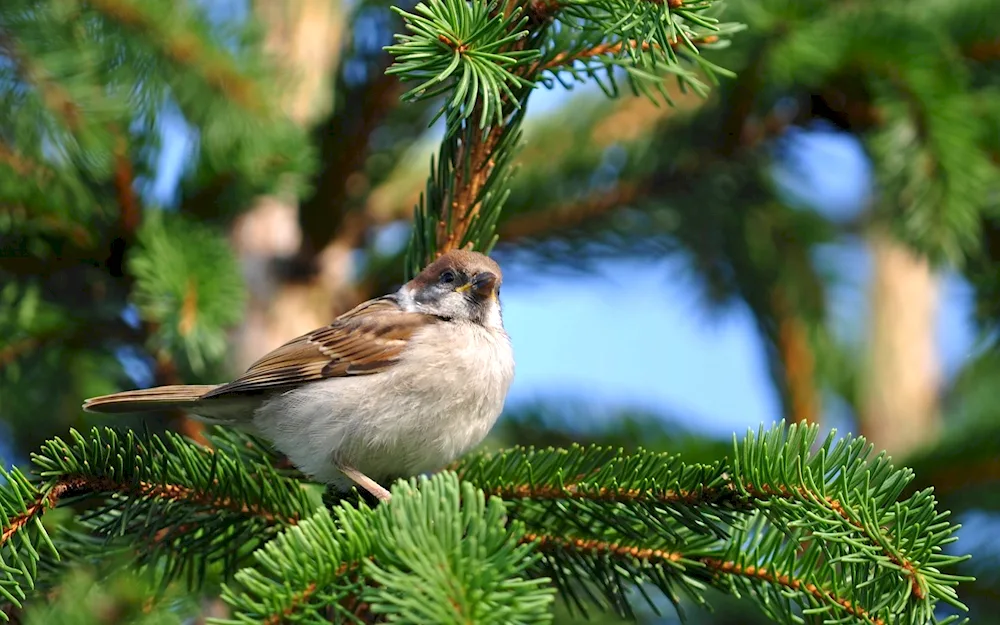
[82,385,220,414]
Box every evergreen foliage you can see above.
[2,0,997,622]
[0,421,973,624]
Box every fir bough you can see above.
[0,423,972,624]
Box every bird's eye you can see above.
[439,270,456,284]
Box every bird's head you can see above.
[403,250,504,327]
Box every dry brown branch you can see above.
[113,135,140,235]
[499,183,643,242]
[964,39,1000,62]
[771,289,819,425]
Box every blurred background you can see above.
[3,0,1000,622]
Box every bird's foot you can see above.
[337,464,392,503]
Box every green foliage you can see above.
[0,426,312,605]
[129,212,247,374]
[20,565,192,625]
[220,475,553,624]
[364,479,552,623]
[387,0,538,126]
[459,424,972,624]
[217,505,378,623]
[550,0,744,101]
[0,422,972,624]
[389,0,745,275]
[0,0,314,450]
[5,0,997,622]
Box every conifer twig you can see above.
[528,0,686,21]
[539,35,720,72]
[484,473,926,600]
[1,474,299,550]
[486,481,742,508]
[437,112,508,255]
[742,483,925,600]
[261,583,317,625]
[524,533,886,625]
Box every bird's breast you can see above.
[382,321,515,457]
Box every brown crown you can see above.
[410,250,503,289]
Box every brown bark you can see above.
[229,0,350,371]
[771,291,819,425]
[860,230,941,457]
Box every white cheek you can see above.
[439,294,472,319]
[397,286,417,312]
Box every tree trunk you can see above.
[229,0,350,371]
[860,230,941,458]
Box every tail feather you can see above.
[82,385,220,414]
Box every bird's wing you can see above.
[201,295,438,399]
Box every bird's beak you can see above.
[469,271,498,299]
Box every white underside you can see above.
[230,320,514,491]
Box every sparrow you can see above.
[83,250,514,504]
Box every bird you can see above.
[83,250,514,504]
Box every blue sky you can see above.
[150,85,980,441]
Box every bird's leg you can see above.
[337,463,392,503]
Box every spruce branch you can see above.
[83,0,263,113]
[218,473,554,625]
[0,427,312,614]
[524,533,886,624]
[454,423,972,624]
[129,212,247,374]
[404,106,527,275]
[386,0,538,127]
[390,0,542,274]
[539,34,720,72]
[390,0,744,274]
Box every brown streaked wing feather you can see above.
[201,296,437,399]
